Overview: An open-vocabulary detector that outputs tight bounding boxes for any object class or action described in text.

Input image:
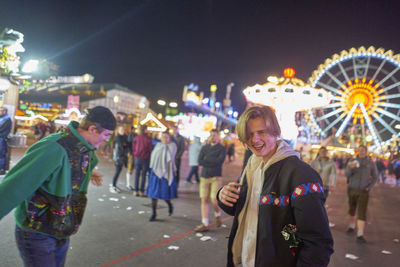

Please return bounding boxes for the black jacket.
[113,134,128,166]
[198,143,226,178]
[218,156,333,267]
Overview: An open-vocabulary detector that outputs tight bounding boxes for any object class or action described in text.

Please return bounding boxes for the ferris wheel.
[308,46,400,150]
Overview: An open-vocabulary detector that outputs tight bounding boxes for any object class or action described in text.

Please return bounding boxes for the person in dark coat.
[194,129,226,232]
[218,106,333,267]
[171,126,186,193]
[110,126,129,193]
[0,106,11,175]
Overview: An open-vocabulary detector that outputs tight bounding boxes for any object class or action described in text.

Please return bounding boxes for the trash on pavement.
[345,253,359,260]
[200,236,212,241]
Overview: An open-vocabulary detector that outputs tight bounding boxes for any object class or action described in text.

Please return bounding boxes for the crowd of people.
[0,104,400,266]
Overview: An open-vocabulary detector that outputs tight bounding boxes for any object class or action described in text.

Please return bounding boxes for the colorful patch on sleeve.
[259,194,290,207]
[259,182,324,207]
[291,182,324,200]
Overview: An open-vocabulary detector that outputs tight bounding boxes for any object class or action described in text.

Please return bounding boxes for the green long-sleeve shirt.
[0,122,98,238]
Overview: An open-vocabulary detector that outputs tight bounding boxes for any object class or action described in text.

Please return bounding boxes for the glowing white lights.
[15,114,48,122]
[157,99,166,106]
[202,98,209,104]
[140,113,167,132]
[243,82,331,110]
[267,76,278,83]
[169,102,178,108]
[0,77,11,91]
[22,60,39,73]
[359,103,382,152]
[335,103,358,137]
[309,46,400,146]
[243,72,332,141]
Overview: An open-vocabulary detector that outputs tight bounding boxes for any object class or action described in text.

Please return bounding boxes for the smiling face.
[246,117,277,162]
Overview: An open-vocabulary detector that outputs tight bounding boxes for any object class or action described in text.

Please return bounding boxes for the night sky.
[2,0,400,113]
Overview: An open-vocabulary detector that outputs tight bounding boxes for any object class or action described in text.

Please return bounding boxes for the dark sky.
[2,0,400,113]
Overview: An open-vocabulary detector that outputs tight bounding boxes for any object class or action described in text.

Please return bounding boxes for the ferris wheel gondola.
[308,46,400,150]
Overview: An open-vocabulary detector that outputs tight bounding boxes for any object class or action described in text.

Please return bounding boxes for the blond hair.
[236,106,281,144]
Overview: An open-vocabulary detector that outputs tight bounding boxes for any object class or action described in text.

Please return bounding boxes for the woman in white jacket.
[146,131,177,221]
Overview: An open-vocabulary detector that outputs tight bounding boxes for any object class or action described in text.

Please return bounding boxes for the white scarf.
[150,142,177,185]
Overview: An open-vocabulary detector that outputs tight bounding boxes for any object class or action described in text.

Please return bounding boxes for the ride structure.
[243,68,332,144]
[308,46,400,151]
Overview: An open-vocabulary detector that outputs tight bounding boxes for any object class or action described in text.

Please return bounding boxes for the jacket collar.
[67,121,95,153]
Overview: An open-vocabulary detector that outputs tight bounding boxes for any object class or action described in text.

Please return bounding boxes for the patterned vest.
[22,127,93,237]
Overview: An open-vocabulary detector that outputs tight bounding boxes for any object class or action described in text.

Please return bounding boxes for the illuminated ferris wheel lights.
[360,103,382,151]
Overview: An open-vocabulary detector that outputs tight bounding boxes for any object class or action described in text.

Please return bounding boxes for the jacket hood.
[245,139,299,175]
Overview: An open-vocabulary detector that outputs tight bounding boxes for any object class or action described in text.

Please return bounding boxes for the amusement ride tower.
[243,68,332,143]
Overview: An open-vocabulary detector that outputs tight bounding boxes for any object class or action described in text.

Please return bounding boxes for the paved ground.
[1,147,400,267]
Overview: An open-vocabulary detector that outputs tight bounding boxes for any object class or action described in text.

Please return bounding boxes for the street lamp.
[169,102,178,108]
[157,99,166,106]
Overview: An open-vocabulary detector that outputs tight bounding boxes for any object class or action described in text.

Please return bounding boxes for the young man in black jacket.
[218,106,333,267]
[194,129,226,232]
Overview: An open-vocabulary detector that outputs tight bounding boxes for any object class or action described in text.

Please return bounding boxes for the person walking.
[126,126,137,191]
[218,106,333,266]
[226,143,235,162]
[0,106,11,175]
[146,131,176,221]
[132,125,153,197]
[310,146,337,201]
[110,126,129,193]
[345,145,378,243]
[171,126,186,192]
[0,106,115,267]
[375,157,386,184]
[185,136,202,184]
[194,129,226,232]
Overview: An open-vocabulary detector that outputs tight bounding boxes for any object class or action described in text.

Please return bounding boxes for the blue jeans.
[15,226,70,267]
[134,158,150,192]
[0,137,7,170]
[378,170,386,183]
[186,166,199,182]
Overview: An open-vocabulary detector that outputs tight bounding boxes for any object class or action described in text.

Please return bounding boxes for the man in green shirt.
[0,106,115,267]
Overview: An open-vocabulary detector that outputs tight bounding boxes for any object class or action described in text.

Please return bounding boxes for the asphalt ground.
[1,147,400,267]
